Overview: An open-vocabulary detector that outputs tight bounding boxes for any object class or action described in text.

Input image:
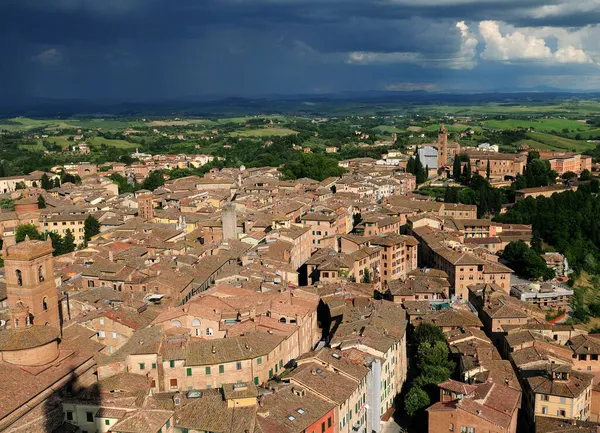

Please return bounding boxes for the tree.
[462,161,472,183]
[15,224,43,242]
[406,156,415,175]
[62,229,76,254]
[444,187,459,203]
[84,215,101,242]
[53,178,61,188]
[404,387,430,417]
[40,173,53,190]
[562,171,577,181]
[15,182,26,190]
[413,323,445,346]
[0,198,14,210]
[581,169,593,181]
[501,241,555,280]
[531,231,542,254]
[414,150,427,184]
[452,157,461,180]
[486,159,491,180]
[37,195,46,209]
[361,268,372,284]
[416,341,455,373]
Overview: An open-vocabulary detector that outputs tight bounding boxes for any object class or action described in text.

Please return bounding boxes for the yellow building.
[526,366,593,422]
[41,214,87,243]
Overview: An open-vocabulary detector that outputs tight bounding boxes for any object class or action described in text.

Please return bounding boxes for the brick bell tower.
[4,236,61,329]
[438,124,448,169]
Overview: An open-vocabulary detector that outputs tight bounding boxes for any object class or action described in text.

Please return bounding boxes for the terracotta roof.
[0,325,59,351]
[110,409,173,433]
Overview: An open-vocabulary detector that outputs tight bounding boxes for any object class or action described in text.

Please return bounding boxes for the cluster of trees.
[406,150,428,184]
[452,153,471,183]
[404,324,455,417]
[13,215,100,255]
[494,187,600,275]
[444,175,506,217]
[501,241,555,280]
[40,173,60,190]
[280,152,346,181]
[15,224,76,256]
[108,171,166,194]
[512,152,558,190]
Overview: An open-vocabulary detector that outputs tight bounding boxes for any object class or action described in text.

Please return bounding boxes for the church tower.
[438,124,448,168]
[4,236,60,329]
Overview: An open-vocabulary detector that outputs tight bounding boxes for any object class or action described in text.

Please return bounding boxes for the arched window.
[192,319,201,327]
[15,270,22,286]
[279,317,287,324]
[171,320,182,327]
[42,297,48,311]
[38,266,44,282]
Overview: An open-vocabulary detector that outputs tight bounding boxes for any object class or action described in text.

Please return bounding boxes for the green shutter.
[254,376,259,385]
[170,360,175,368]
[205,366,211,375]
[219,365,224,374]
[186,368,192,377]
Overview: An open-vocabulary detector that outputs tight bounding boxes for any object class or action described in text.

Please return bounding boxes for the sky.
[3,0,600,100]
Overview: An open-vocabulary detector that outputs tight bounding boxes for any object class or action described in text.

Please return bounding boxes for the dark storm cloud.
[1,0,600,99]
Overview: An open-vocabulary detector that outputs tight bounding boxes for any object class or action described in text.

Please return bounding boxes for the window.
[257,357,263,365]
[254,377,259,385]
[219,365,225,374]
[195,328,201,337]
[170,378,178,389]
[66,411,73,421]
[558,409,566,417]
[542,406,548,415]
[152,363,157,369]
[166,419,170,429]
[468,428,475,433]
[86,412,94,422]
[111,332,117,339]
[171,320,182,327]
[541,395,550,401]
[236,362,242,370]
[328,417,332,428]
[98,331,106,338]
[269,369,273,379]
[206,328,213,336]
[170,360,175,368]
[105,419,110,426]
[192,319,201,326]
[15,270,22,286]
[139,363,145,370]
[449,424,454,431]
[322,421,326,433]
[206,367,211,375]
[560,397,566,404]
[42,297,48,311]
[187,368,192,377]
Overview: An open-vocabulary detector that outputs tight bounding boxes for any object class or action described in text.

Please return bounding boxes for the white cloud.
[32,48,62,66]
[479,21,593,64]
[455,21,478,69]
